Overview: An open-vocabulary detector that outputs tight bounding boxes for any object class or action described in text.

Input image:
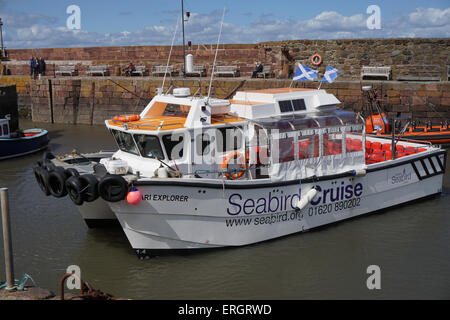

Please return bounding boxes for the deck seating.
[365,142,426,164]
[346,138,363,152]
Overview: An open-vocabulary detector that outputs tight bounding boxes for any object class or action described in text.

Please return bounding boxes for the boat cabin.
[105,88,366,180]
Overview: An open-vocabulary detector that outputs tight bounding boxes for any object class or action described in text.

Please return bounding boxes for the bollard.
[1,188,15,290]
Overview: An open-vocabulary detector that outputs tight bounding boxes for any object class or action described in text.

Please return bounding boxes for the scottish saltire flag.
[293,64,318,81]
[321,65,339,83]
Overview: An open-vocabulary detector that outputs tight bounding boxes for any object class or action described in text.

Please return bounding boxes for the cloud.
[2,7,449,49]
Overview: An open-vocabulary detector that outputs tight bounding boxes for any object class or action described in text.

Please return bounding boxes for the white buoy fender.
[157,167,169,178]
[295,188,318,210]
[352,168,367,177]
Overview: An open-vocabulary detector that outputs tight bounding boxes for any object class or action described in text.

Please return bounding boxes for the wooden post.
[1,188,14,290]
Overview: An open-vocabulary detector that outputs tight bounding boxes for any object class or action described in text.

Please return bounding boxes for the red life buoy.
[310,54,323,66]
[222,152,246,180]
[113,114,140,122]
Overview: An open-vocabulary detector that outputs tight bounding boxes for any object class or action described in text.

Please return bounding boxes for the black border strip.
[427,157,437,174]
[420,159,430,176]
[410,161,423,181]
[435,155,445,172]
[133,150,446,189]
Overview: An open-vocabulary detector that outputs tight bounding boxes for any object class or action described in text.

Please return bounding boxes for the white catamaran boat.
[34,86,447,256]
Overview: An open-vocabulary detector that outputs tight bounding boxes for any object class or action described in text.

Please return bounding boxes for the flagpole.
[317,80,323,90]
[290,63,298,88]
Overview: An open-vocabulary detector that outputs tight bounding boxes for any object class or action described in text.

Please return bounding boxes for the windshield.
[134,134,165,159]
[111,129,139,155]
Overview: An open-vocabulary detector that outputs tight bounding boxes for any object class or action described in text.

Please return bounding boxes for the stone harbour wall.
[2,76,447,125]
[1,38,449,80]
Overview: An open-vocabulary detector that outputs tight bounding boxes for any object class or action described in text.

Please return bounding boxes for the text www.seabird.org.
[178,304,272,317]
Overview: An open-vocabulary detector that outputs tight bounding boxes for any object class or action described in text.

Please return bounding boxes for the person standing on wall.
[33,58,40,79]
[29,57,36,78]
[38,57,46,76]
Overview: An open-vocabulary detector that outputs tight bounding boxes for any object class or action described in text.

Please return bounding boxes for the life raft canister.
[113,114,140,122]
[222,151,246,180]
[310,53,323,66]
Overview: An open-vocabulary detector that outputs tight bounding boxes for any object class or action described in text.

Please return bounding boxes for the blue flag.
[321,65,339,83]
[293,64,318,81]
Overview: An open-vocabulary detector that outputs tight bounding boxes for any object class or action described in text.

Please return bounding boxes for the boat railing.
[367,133,433,147]
[110,119,184,131]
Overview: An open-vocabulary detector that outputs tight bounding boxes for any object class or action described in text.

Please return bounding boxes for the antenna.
[207,8,226,102]
[181,0,186,77]
[161,19,179,93]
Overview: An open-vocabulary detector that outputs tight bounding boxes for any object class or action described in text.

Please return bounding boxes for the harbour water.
[0,119,449,299]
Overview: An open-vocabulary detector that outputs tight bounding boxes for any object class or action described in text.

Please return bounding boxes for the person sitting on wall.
[251,62,264,78]
[125,62,136,76]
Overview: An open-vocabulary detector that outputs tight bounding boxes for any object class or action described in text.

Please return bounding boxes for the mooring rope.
[0,273,37,291]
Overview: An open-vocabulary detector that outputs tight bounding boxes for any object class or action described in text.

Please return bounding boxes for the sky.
[0,0,449,49]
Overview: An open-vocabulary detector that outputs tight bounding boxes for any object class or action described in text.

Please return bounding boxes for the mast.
[181,0,186,77]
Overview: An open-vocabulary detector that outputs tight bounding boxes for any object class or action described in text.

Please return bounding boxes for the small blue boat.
[0,116,49,160]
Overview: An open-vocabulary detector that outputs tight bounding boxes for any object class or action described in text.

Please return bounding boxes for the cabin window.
[279,99,306,113]
[279,100,293,113]
[134,134,165,159]
[110,129,139,155]
[298,134,319,159]
[292,99,306,111]
[323,130,343,156]
[216,126,243,153]
[163,103,191,115]
[2,124,8,136]
[196,133,212,156]
[162,133,184,160]
[345,127,364,153]
[272,136,295,163]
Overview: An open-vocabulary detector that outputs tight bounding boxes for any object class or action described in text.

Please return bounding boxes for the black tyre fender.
[65,176,84,206]
[47,166,68,198]
[98,174,128,202]
[34,166,51,196]
[43,161,56,172]
[33,160,43,170]
[64,168,80,179]
[78,174,99,203]
[43,151,55,162]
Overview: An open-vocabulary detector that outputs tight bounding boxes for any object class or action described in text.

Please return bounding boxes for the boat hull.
[0,129,49,160]
[109,150,446,252]
[77,199,118,228]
